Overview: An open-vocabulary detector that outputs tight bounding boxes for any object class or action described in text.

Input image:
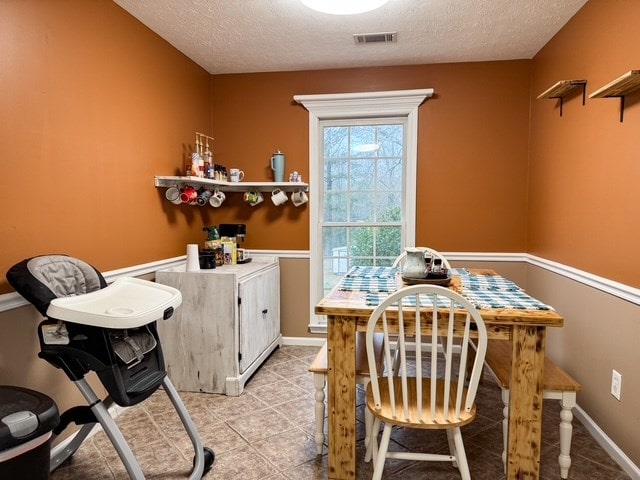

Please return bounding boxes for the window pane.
[349,194,374,222]
[325,158,348,191]
[324,192,348,222]
[375,226,402,257]
[323,226,348,288]
[350,125,377,157]
[377,158,402,190]
[322,226,346,255]
[375,191,401,222]
[324,127,349,158]
[378,124,403,157]
[349,158,375,191]
[349,226,374,257]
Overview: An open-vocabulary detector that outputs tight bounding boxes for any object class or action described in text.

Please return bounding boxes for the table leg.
[506,326,546,480]
[327,315,357,479]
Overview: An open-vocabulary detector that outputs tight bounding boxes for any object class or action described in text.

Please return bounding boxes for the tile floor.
[50,345,631,479]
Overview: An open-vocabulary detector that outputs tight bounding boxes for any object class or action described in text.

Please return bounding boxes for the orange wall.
[210,62,532,252]
[529,0,640,287]
[0,1,212,293]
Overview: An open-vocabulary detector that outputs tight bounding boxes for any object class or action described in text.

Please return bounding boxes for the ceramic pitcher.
[402,247,427,278]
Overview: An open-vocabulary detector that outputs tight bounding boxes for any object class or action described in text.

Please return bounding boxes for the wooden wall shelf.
[537,80,586,117]
[155,175,308,193]
[589,70,640,122]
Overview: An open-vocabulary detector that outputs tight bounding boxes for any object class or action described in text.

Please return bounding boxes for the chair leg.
[446,428,458,468]
[501,388,509,474]
[363,408,375,462]
[450,427,471,480]
[372,424,392,480]
[361,378,374,462]
[558,392,577,479]
[370,418,381,468]
[313,373,326,455]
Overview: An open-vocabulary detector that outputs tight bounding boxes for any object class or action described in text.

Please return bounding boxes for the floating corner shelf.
[589,70,640,122]
[537,80,587,117]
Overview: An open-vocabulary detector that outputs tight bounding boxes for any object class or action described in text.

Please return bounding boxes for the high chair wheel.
[196,446,215,477]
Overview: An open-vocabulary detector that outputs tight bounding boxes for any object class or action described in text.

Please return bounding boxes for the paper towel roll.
[186,244,200,272]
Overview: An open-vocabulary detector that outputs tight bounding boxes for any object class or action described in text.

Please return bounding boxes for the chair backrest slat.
[429,297,438,421]
[398,304,409,420]
[383,311,396,417]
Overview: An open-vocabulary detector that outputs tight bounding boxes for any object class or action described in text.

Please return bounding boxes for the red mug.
[180,186,198,204]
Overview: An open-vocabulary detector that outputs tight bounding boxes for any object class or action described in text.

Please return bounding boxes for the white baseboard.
[574,405,640,479]
[282,336,325,347]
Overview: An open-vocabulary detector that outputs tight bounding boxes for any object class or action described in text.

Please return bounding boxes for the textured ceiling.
[113,0,588,75]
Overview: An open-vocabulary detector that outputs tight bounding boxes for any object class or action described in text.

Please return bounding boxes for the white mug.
[165,186,182,204]
[229,168,245,182]
[291,189,308,207]
[209,189,226,207]
[271,188,288,206]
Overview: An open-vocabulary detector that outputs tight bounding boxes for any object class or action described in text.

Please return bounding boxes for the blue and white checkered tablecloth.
[342,266,551,310]
[367,289,551,311]
[449,268,468,276]
[366,292,464,309]
[459,274,522,291]
[460,288,552,310]
[344,266,398,278]
[338,277,398,293]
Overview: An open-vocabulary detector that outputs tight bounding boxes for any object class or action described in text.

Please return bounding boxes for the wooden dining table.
[314,268,563,480]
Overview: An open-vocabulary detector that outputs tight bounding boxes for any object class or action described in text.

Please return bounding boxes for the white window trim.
[294,89,434,332]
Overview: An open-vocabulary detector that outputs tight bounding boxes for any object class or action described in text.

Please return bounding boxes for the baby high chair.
[6,254,214,479]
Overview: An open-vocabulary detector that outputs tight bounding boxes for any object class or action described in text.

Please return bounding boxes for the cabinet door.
[238,266,280,373]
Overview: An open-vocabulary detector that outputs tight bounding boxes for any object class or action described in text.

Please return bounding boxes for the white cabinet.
[155,257,281,396]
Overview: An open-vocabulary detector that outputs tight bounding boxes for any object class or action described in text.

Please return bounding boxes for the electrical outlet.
[611,369,622,401]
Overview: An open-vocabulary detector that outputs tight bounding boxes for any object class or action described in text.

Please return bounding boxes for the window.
[322,119,405,295]
[294,89,433,332]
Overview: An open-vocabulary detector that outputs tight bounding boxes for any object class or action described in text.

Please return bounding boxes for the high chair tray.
[47,278,182,329]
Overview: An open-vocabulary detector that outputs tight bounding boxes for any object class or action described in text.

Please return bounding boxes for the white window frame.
[294,89,434,332]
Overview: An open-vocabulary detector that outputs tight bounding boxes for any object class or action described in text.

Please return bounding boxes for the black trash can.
[0,386,59,480]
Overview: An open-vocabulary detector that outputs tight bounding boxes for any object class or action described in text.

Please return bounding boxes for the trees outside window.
[321,121,404,293]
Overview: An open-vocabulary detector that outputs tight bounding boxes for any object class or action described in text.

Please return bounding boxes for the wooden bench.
[309,332,384,456]
[483,339,582,480]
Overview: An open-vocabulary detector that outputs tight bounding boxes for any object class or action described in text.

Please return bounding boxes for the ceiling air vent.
[353,32,397,44]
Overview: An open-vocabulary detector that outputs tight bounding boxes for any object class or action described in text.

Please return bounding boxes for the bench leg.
[558,392,577,479]
[313,373,326,455]
[501,388,509,474]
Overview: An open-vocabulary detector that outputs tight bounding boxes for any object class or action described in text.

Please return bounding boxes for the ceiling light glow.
[301,0,390,15]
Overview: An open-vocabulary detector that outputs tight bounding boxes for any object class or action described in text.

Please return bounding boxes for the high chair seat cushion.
[6,254,106,316]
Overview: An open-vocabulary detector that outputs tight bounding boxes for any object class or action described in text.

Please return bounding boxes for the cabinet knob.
[262,309,268,318]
